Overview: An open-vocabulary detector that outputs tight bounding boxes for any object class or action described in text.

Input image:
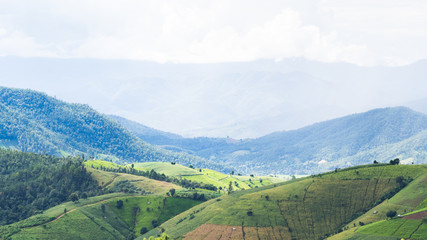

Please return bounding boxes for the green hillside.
[0,149,102,226]
[328,167,427,240]
[0,86,233,173]
[1,156,209,240]
[152,164,427,240]
[132,162,283,191]
[87,168,181,195]
[116,107,427,175]
[0,193,201,240]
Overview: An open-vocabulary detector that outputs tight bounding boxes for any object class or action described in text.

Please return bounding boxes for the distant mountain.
[116,107,427,175]
[0,87,232,172]
[109,115,233,155]
[3,56,427,138]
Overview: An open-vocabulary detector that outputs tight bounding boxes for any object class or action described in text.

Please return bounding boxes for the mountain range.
[0,87,231,173]
[113,107,427,175]
[2,56,427,138]
[2,86,427,175]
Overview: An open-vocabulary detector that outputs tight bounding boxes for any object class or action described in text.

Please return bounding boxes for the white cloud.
[0,27,54,57]
[0,1,427,65]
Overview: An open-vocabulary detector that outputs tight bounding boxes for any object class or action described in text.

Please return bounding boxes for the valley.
[0,86,427,240]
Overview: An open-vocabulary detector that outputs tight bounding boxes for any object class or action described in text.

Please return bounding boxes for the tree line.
[93,165,218,191]
[0,149,102,225]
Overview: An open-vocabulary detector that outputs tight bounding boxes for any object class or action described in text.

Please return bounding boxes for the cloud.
[1,1,426,65]
[0,27,54,57]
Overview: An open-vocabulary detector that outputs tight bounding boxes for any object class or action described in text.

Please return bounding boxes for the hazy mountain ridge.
[0,87,232,172]
[3,56,427,138]
[117,107,427,175]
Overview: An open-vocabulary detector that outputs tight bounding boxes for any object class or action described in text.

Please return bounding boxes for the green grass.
[334,169,427,233]
[356,218,426,239]
[133,162,201,177]
[85,159,124,170]
[0,193,133,239]
[87,168,181,194]
[132,162,285,191]
[158,165,427,240]
[107,196,201,238]
[3,194,202,240]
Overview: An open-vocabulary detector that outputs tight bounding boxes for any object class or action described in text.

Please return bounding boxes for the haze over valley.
[1,1,427,240]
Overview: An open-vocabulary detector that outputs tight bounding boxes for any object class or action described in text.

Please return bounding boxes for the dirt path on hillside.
[403,210,427,220]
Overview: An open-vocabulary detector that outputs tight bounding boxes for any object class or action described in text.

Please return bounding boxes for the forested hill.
[0,87,231,172]
[0,149,101,225]
[116,107,427,175]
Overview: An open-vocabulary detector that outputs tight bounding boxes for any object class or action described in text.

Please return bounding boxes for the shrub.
[116,200,124,209]
[386,210,397,218]
[140,227,148,234]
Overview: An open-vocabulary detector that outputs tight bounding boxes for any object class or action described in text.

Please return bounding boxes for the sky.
[1,1,427,138]
[1,0,427,65]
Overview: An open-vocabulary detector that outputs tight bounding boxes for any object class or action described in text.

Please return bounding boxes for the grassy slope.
[86,165,181,194]
[133,162,283,191]
[1,163,201,240]
[328,165,427,240]
[4,194,201,240]
[158,164,427,240]
[0,193,131,239]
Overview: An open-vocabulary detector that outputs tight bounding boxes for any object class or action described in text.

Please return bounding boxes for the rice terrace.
[2,1,427,239]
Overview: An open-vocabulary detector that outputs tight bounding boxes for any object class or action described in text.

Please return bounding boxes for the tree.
[228,181,233,194]
[140,227,148,234]
[390,158,400,165]
[116,200,124,209]
[152,219,158,227]
[373,160,378,164]
[386,210,397,218]
[169,188,176,197]
[81,192,88,199]
[69,193,79,203]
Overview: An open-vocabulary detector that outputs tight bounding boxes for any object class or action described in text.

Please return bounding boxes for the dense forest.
[0,87,233,173]
[0,149,101,225]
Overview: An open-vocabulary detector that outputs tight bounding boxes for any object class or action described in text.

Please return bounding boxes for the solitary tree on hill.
[386,210,397,218]
[169,188,176,197]
[389,158,400,165]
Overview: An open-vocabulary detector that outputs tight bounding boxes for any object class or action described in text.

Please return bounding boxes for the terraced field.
[154,164,427,240]
[327,165,427,240]
[132,162,283,191]
[87,168,181,194]
[1,194,201,240]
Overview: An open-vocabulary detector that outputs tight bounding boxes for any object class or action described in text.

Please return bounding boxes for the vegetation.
[116,107,427,175]
[0,87,233,173]
[131,161,282,191]
[86,160,219,192]
[0,149,102,225]
[157,164,427,240]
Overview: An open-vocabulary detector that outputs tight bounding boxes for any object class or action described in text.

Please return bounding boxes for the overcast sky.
[1,0,427,65]
[1,1,427,138]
